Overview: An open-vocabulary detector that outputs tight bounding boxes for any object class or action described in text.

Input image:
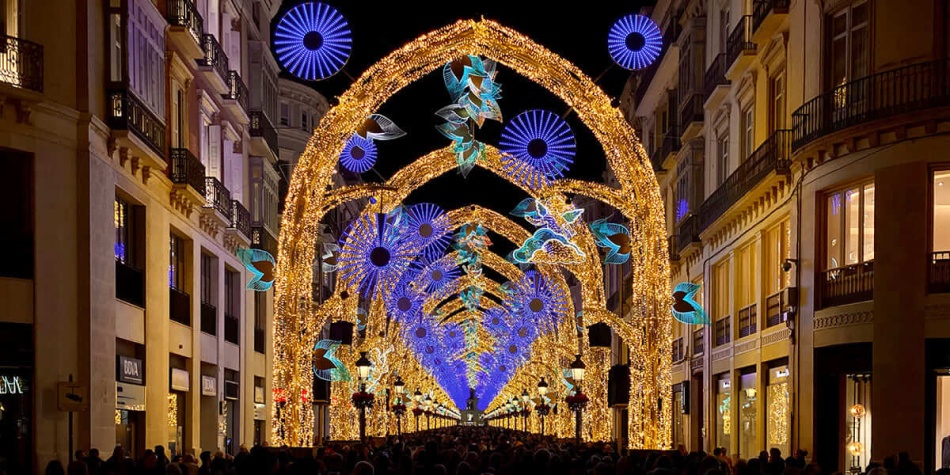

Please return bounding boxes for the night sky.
[275,1,654,255]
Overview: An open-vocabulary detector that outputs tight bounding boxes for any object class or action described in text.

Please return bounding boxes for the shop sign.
[772,367,790,381]
[201,376,217,397]
[0,375,25,395]
[116,382,146,411]
[253,403,267,420]
[170,368,190,392]
[254,385,265,404]
[117,356,144,385]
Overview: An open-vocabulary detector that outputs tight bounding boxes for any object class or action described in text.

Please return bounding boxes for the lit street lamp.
[568,354,587,445]
[354,351,373,443]
[537,377,550,436]
[393,375,405,436]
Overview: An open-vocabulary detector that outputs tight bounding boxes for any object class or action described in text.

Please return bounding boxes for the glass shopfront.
[739,371,757,460]
[116,353,146,458]
[0,323,32,475]
[844,374,871,473]
[716,374,732,451]
[673,384,685,448]
[169,366,190,457]
[768,365,791,457]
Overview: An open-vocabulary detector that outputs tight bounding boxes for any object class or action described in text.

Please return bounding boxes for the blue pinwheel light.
[412,257,460,295]
[386,279,424,323]
[273,2,352,81]
[608,14,663,71]
[339,134,377,173]
[499,110,576,187]
[509,270,569,333]
[338,211,416,298]
[405,203,452,259]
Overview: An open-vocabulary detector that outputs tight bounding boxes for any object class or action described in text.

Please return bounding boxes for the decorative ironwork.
[675,214,700,254]
[170,148,206,195]
[819,261,874,309]
[792,58,950,151]
[0,34,43,92]
[167,0,204,45]
[199,34,230,84]
[224,312,239,344]
[230,199,251,239]
[704,53,730,100]
[752,0,790,35]
[714,316,731,347]
[931,251,950,293]
[726,16,756,70]
[224,70,249,114]
[699,129,792,231]
[250,110,279,157]
[204,177,232,220]
[738,304,757,338]
[108,90,166,157]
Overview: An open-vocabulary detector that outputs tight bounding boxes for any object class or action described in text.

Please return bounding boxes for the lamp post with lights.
[354,352,372,443]
[567,354,587,445]
[537,377,550,436]
[392,375,405,436]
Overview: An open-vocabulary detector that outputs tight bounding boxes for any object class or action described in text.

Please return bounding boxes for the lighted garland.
[273,2,352,81]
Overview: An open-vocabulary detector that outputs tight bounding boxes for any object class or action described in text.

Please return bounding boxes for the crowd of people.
[41,427,930,475]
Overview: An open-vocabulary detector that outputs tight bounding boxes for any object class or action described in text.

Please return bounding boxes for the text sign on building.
[170,368,190,392]
[116,356,144,385]
[0,375,26,395]
[201,375,217,397]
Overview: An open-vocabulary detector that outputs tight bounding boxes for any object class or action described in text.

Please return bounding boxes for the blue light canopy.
[274,2,352,81]
[499,109,576,187]
[607,14,663,70]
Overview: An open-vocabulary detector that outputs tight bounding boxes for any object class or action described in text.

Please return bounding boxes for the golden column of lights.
[586,346,612,442]
[274,18,670,448]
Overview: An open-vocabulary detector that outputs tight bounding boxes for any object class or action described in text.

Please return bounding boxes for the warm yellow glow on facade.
[273,19,671,448]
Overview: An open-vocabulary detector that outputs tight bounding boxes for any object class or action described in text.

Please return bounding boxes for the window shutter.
[208,125,221,179]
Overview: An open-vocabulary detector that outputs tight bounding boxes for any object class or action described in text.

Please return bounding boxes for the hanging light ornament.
[273,2,352,81]
[607,14,663,70]
[411,256,461,295]
[405,203,453,260]
[499,109,576,188]
[339,135,378,173]
[338,211,416,298]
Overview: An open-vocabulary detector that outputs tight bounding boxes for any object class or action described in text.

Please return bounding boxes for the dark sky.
[275,0,654,255]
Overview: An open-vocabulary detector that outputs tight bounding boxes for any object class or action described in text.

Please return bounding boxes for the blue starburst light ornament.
[339,135,377,173]
[412,257,460,295]
[608,14,663,71]
[273,2,352,81]
[509,270,569,333]
[386,279,424,323]
[499,110,576,187]
[338,211,416,298]
[405,203,452,259]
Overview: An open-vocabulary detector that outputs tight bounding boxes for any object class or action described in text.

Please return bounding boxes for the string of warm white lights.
[273,19,670,449]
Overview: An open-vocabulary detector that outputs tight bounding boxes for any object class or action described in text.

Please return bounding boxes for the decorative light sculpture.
[237,248,276,291]
[499,109,576,188]
[312,339,351,382]
[338,211,416,298]
[589,218,632,265]
[273,2,352,81]
[436,55,503,177]
[509,270,569,333]
[607,14,662,70]
[405,203,452,260]
[412,257,460,295]
[671,282,709,325]
[339,135,378,173]
[385,280,424,323]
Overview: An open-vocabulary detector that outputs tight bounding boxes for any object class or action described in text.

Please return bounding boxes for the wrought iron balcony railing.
[792,58,950,151]
[679,93,705,130]
[765,290,786,327]
[204,176,232,221]
[819,261,874,309]
[115,260,144,308]
[224,70,249,114]
[930,251,950,293]
[0,34,43,92]
[250,110,279,157]
[699,129,792,231]
[738,303,757,338]
[200,301,217,335]
[714,316,731,347]
[224,313,239,344]
[675,214,701,254]
[726,16,756,70]
[633,19,681,106]
[752,0,790,35]
[650,133,681,171]
[170,148,206,195]
[108,90,166,158]
[198,34,229,84]
[704,53,730,100]
[230,199,251,240]
[167,0,204,45]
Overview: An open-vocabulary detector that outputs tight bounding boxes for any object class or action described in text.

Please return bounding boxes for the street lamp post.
[355,351,372,443]
[425,395,432,430]
[413,388,422,432]
[393,375,405,436]
[538,377,549,436]
[568,354,587,445]
[521,389,530,432]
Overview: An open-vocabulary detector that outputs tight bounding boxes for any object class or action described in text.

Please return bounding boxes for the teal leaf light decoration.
[589,218,632,265]
[312,339,351,382]
[672,282,709,325]
[237,248,276,291]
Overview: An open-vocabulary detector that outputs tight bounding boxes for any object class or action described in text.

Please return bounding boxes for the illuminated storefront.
[0,323,31,474]
[738,371,757,460]
[716,375,731,451]
[767,365,790,457]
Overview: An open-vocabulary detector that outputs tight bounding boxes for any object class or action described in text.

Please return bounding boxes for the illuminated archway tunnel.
[273,19,671,449]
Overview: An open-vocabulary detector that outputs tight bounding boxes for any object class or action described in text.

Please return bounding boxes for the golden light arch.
[274,18,671,448]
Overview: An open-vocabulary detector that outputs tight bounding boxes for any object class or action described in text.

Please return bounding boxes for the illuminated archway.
[274,19,671,448]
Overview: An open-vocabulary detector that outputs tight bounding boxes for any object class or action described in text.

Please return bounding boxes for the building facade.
[625,0,950,471]
[0,0,284,471]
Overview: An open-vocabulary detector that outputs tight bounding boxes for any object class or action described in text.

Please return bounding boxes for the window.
[200,253,213,304]
[764,219,792,296]
[301,110,309,131]
[675,174,690,222]
[828,2,869,89]
[770,71,786,131]
[739,371,758,460]
[169,234,185,290]
[713,261,731,346]
[742,106,754,159]
[719,7,730,55]
[109,12,122,82]
[934,170,950,252]
[254,292,266,353]
[115,196,132,264]
[825,181,874,270]
[225,268,240,344]
[717,136,730,186]
[736,243,757,337]
[280,101,289,126]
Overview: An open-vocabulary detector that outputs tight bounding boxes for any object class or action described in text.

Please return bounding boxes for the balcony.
[726,15,756,80]
[675,214,701,255]
[204,177,233,222]
[692,328,705,355]
[224,313,239,344]
[166,0,204,59]
[254,328,265,354]
[170,148,206,196]
[115,261,144,308]
[752,0,790,43]
[714,316,731,347]
[0,34,44,93]
[107,89,167,161]
[679,93,705,140]
[672,337,685,363]
[229,199,252,241]
[737,304,757,338]
[698,129,792,231]
[930,251,950,293]
[667,235,680,262]
[197,34,230,93]
[819,261,874,309]
[170,287,191,326]
[650,133,681,172]
[222,70,249,123]
[704,53,730,108]
[633,19,681,108]
[792,58,950,152]
[249,110,279,159]
[765,290,786,328]
[200,302,217,335]
[252,225,279,257]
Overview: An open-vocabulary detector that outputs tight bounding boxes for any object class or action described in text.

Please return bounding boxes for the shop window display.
[739,372,757,460]
[716,375,731,451]
[768,366,790,456]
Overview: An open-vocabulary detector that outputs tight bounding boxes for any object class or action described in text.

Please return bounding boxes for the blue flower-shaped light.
[499,110,576,187]
[386,278,424,323]
[608,14,663,71]
[274,2,352,81]
[338,211,415,298]
[509,270,569,333]
[405,203,452,259]
[339,134,378,173]
[412,256,460,295]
